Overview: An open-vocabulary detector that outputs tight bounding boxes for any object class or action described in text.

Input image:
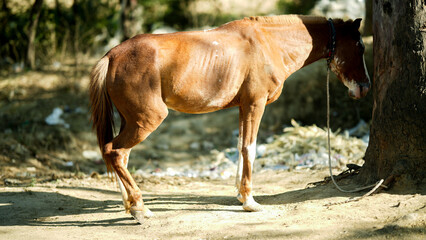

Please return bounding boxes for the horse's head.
[330,19,370,99]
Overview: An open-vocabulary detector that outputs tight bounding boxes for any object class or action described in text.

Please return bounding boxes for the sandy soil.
[1,169,425,240]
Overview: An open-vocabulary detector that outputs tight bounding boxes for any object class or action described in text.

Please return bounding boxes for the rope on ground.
[325,66,386,206]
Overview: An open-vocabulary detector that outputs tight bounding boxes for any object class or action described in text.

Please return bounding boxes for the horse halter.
[327,18,336,67]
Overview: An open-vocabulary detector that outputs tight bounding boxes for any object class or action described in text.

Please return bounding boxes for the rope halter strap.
[327,18,336,67]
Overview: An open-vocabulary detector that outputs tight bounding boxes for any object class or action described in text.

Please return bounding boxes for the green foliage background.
[0,0,323,69]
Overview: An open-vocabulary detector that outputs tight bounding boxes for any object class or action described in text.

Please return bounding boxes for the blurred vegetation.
[276,0,318,15]
[0,0,237,70]
[1,0,119,69]
[1,0,325,71]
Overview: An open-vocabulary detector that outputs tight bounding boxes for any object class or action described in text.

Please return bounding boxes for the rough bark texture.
[360,0,426,185]
[26,0,44,69]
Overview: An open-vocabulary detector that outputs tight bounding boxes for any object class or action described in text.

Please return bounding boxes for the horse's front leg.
[235,108,244,202]
[237,98,266,212]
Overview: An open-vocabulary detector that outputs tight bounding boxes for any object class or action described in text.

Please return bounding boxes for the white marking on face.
[343,78,361,98]
[331,57,357,94]
[343,78,358,91]
[212,41,219,45]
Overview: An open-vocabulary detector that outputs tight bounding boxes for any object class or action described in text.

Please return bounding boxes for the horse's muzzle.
[348,82,370,99]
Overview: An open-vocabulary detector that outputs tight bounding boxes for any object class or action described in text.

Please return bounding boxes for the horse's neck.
[258,19,329,74]
[300,21,330,67]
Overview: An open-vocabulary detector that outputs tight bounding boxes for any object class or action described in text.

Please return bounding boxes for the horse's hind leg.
[115,149,131,213]
[103,104,168,223]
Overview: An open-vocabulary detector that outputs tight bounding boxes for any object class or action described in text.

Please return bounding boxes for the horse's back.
[105,25,256,113]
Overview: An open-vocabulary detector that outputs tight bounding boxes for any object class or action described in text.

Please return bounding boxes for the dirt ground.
[1,169,425,240]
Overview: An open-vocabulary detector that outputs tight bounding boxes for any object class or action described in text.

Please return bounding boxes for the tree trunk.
[26,0,44,69]
[363,0,373,36]
[72,0,79,78]
[120,0,143,41]
[360,0,426,186]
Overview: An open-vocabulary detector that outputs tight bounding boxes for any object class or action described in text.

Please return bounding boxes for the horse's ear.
[353,18,362,30]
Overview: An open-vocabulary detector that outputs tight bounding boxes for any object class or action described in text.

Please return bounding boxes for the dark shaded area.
[277,0,319,15]
[0,190,125,227]
[342,225,425,240]
[0,1,118,69]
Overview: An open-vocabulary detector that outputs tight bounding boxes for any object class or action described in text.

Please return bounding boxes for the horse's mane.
[242,15,346,26]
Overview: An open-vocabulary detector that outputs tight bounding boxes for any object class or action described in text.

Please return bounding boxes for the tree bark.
[26,0,44,69]
[360,0,426,186]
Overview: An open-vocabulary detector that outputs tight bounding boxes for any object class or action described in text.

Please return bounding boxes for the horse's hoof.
[236,193,244,204]
[242,196,263,212]
[143,206,154,218]
[130,206,154,224]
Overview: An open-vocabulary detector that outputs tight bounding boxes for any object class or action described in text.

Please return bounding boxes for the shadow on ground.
[2,179,420,228]
[0,188,130,227]
[0,182,342,227]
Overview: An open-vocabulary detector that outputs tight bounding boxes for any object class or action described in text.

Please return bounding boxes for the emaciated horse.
[89,15,370,223]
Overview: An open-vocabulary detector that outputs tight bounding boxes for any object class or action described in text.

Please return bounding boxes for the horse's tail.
[89,56,115,174]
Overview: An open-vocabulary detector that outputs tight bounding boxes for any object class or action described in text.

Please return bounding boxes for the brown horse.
[89,15,370,223]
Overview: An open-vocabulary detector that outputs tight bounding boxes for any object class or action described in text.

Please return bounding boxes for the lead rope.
[326,65,386,206]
